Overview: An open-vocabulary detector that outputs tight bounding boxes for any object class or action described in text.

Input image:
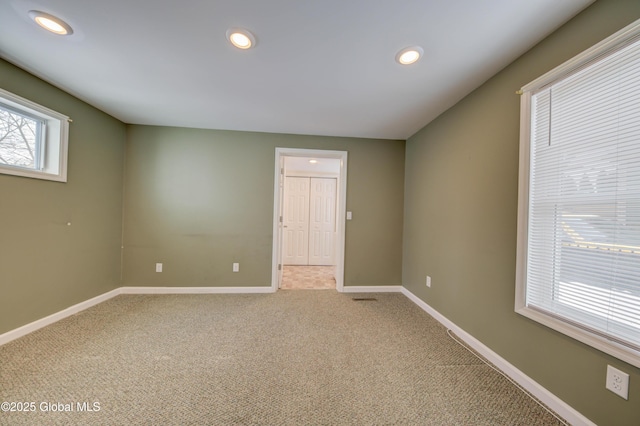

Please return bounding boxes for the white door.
[277,158,285,287]
[308,178,337,265]
[283,177,310,265]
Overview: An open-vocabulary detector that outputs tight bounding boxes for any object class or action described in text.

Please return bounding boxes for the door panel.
[283,177,309,265]
[277,158,285,288]
[309,178,337,265]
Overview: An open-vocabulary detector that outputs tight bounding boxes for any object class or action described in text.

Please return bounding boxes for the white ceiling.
[0,0,594,140]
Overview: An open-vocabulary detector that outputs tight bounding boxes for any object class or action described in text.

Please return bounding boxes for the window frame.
[515,18,640,369]
[0,88,69,182]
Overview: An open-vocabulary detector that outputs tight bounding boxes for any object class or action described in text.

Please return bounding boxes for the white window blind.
[517,20,640,367]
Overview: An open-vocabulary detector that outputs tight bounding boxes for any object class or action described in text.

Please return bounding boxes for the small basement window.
[0,88,69,182]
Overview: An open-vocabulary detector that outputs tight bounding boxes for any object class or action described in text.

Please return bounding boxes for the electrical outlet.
[233,263,239,272]
[155,263,163,273]
[606,365,629,400]
[426,276,431,287]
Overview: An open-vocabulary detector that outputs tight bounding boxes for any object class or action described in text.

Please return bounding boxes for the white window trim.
[0,88,69,182]
[515,18,640,369]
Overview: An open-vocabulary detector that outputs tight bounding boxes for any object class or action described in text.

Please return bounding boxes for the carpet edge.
[400,287,596,426]
[0,288,121,346]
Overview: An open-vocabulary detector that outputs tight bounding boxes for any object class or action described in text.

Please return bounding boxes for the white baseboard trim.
[342,285,403,293]
[0,288,121,346]
[120,286,274,294]
[401,287,596,426]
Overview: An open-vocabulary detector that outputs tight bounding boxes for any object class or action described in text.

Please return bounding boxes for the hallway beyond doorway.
[281,266,336,290]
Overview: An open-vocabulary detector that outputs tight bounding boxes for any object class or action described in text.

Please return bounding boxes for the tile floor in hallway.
[281,265,336,290]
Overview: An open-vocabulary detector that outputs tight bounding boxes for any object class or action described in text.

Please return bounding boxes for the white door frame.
[271,147,348,292]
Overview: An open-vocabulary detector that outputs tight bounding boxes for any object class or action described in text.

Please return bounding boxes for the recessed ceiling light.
[28,10,73,35]
[396,46,423,65]
[226,28,256,50]
[309,159,318,164]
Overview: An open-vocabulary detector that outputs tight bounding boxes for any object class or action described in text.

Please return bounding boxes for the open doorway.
[281,160,338,289]
[271,148,348,292]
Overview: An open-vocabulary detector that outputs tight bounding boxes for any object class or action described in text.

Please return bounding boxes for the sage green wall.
[0,59,126,335]
[123,125,404,288]
[403,1,640,424]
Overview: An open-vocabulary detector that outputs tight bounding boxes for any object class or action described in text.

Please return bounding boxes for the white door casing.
[309,178,336,265]
[272,148,347,292]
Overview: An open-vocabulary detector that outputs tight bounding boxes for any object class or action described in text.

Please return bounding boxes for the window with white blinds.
[516,19,640,368]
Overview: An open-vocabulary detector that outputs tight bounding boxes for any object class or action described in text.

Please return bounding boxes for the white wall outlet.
[155,263,163,273]
[606,365,629,400]
[233,262,239,272]
[426,276,431,287]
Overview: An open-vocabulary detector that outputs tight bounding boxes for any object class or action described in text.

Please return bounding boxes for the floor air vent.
[352,298,377,302]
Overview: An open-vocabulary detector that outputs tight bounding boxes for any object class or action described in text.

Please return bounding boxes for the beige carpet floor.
[0,291,566,425]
